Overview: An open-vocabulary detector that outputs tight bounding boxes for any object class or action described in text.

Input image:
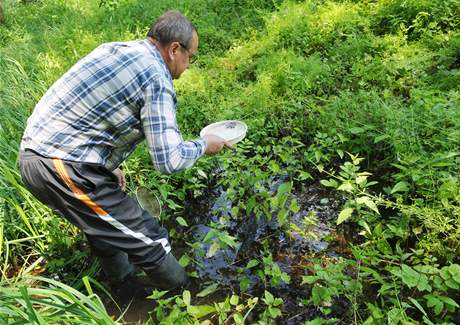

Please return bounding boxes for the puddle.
[102,175,347,323]
[178,177,347,322]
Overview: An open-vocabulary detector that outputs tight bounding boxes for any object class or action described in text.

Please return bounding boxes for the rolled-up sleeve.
[141,75,207,174]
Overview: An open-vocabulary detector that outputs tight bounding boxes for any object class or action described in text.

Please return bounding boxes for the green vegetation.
[1,0,459,323]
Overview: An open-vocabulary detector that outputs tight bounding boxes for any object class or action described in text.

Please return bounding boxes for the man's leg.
[19,150,187,290]
[86,235,135,283]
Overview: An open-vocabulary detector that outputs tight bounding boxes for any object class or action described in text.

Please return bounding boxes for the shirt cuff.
[197,137,207,156]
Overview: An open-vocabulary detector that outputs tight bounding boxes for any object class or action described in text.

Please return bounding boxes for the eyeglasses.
[178,42,197,64]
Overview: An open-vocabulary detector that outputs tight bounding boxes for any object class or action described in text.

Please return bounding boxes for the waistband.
[19,149,50,160]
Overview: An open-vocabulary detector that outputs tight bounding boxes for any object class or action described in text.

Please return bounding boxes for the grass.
[0,0,459,323]
[0,275,119,324]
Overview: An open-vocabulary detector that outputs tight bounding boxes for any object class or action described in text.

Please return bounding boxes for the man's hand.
[113,167,126,190]
[203,134,232,155]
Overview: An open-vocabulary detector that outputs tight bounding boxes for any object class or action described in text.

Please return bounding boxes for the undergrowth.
[0,0,459,323]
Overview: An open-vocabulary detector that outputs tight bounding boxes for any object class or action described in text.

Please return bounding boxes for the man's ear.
[167,42,180,61]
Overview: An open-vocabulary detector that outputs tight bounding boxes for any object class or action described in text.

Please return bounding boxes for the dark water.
[104,176,348,323]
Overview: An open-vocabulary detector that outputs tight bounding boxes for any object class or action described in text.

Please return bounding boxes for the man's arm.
[141,76,227,174]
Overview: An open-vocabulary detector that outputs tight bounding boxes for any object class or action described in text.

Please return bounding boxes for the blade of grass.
[19,286,47,325]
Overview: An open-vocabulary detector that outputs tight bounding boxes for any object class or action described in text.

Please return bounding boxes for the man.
[19,11,229,291]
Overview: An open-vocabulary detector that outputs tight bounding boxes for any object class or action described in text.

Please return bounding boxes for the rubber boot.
[100,250,136,283]
[144,253,188,290]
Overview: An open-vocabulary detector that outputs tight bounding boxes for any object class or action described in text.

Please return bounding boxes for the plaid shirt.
[21,39,206,173]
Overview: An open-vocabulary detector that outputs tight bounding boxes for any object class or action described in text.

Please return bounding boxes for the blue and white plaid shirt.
[21,39,207,173]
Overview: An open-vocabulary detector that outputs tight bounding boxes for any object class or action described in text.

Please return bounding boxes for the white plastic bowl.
[199,120,247,145]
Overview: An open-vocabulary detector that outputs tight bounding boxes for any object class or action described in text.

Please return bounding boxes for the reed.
[0,275,119,324]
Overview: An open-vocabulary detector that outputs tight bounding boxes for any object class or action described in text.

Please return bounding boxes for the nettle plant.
[358,257,460,324]
[202,219,238,258]
[319,152,380,226]
[301,258,362,319]
[317,155,460,323]
[239,253,291,290]
[148,289,258,325]
[217,139,301,228]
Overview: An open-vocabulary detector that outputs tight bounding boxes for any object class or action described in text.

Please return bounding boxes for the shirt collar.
[142,39,172,83]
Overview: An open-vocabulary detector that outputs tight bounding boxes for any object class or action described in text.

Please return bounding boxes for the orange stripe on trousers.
[52,158,108,216]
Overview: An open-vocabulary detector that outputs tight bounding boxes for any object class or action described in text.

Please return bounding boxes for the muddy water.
[105,178,348,323]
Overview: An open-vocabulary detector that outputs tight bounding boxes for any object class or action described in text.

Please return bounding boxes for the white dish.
[200,120,247,145]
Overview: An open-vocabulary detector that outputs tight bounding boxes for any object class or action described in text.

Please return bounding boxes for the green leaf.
[278,208,289,226]
[196,283,219,297]
[220,233,237,248]
[269,307,282,318]
[349,127,365,134]
[206,242,220,258]
[299,170,313,180]
[230,295,239,306]
[233,313,244,324]
[388,307,405,323]
[186,304,215,318]
[444,278,460,290]
[315,150,322,162]
[439,296,459,308]
[390,181,409,194]
[425,294,444,315]
[281,273,291,284]
[408,297,427,316]
[356,175,367,185]
[338,182,354,192]
[337,207,354,225]
[356,196,379,214]
[401,264,421,288]
[311,286,330,305]
[359,220,372,236]
[239,277,251,292]
[197,169,208,179]
[178,254,190,267]
[277,182,292,195]
[400,265,431,292]
[374,134,390,143]
[183,290,191,306]
[320,179,338,188]
[203,229,216,242]
[440,268,451,280]
[360,266,385,284]
[289,199,300,213]
[377,239,393,255]
[446,264,460,283]
[306,318,325,325]
[264,290,274,305]
[246,196,256,214]
[246,259,259,269]
[149,289,169,300]
[176,217,188,227]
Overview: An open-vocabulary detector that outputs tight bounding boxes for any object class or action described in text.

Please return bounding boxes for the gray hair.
[147,11,196,49]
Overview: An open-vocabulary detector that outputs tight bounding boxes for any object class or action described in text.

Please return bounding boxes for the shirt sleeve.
[141,75,207,174]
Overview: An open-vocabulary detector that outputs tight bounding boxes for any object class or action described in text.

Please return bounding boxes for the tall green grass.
[0,276,119,324]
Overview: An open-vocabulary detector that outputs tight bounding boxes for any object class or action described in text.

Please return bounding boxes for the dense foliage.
[0,0,459,324]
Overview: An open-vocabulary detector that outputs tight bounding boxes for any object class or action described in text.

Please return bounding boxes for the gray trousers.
[19,149,186,289]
